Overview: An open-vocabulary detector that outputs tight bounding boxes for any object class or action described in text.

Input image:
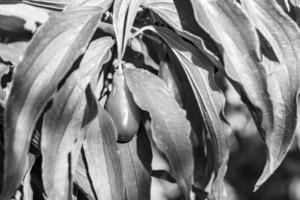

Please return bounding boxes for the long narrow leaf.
[190,0,278,190]
[2,7,102,200]
[41,37,114,200]
[145,26,229,200]
[141,0,221,68]
[81,105,125,200]
[113,0,142,61]
[242,0,300,189]
[117,124,152,200]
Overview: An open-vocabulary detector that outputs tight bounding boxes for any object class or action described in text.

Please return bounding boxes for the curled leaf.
[242,0,300,189]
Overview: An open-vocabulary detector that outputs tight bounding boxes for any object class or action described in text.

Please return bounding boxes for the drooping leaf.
[189,1,273,159]
[141,0,222,68]
[117,124,152,200]
[124,67,193,200]
[0,42,28,65]
[145,26,229,200]
[2,7,102,200]
[80,105,125,200]
[41,37,114,200]
[0,4,48,32]
[113,0,142,61]
[242,0,300,189]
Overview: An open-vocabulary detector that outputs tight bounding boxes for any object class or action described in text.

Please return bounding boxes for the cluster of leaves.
[0,0,300,200]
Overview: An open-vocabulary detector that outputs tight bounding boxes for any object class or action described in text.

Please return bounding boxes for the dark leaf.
[129,37,159,70]
[2,7,102,200]
[124,67,193,200]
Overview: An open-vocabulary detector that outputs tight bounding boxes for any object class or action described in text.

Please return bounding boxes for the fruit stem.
[117,61,123,73]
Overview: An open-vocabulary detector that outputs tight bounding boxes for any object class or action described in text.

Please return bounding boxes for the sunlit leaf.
[65,0,113,11]
[189,2,273,158]
[41,37,114,200]
[23,0,112,11]
[113,0,142,61]
[22,154,36,200]
[242,0,300,189]
[23,0,71,10]
[74,150,97,200]
[118,124,152,200]
[1,7,102,200]
[80,105,125,200]
[0,4,48,32]
[124,67,193,200]
[145,26,229,200]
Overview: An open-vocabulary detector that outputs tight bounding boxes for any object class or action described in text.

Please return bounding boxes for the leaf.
[23,0,71,10]
[24,0,112,11]
[113,0,142,61]
[80,105,125,200]
[189,1,274,153]
[289,0,300,7]
[65,0,113,11]
[22,154,36,200]
[124,67,193,200]
[74,150,97,200]
[145,26,229,200]
[1,7,102,200]
[41,37,114,200]
[242,0,300,189]
[141,0,222,68]
[117,124,152,200]
[0,42,28,65]
[0,4,48,32]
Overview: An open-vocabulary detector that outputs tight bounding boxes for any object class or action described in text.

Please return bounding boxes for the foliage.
[0,0,300,200]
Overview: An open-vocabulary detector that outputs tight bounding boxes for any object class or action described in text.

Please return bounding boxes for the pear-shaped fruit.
[105,71,140,142]
[158,61,183,107]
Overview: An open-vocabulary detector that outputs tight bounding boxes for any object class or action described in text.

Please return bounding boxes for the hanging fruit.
[105,69,140,142]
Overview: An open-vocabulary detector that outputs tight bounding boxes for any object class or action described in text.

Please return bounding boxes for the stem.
[118,62,123,73]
